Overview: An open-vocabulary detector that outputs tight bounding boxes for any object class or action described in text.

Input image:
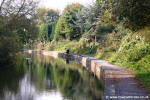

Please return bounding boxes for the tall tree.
[46,9,59,22]
[0,0,39,65]
[55,3,83,40]
[36,7,59,24]
[112,0,150,30]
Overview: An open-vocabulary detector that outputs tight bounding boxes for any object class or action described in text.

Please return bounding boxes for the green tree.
[39,24,49,42]
[39,21,57,42]
[48,21,57,41]
[74,7,89,34]
[0,0,39,65]
[46,9,59,22]
[36,8,59,24]
[36,7,48,24]
[55,3,83,40]
[112,0,150,30]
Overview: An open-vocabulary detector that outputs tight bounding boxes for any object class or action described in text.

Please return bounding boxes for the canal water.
[0,54,104,100]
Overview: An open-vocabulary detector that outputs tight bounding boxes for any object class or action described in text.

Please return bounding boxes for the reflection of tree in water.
[26,57,57,92]
[0,54,104,100]
[0,54,25,97]
[29,54,104,100]
[53,63,103,100]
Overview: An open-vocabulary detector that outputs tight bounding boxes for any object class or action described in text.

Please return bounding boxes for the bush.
[109,32,150,88]
[96,24,115,35]
[0,34,22,65]
[110,32,150,63]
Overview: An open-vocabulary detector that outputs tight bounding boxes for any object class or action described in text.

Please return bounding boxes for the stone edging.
[25,50,148,100]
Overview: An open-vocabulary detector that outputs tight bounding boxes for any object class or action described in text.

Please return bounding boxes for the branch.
[16,0,26,16]
[0,0,6,13]
[0,0,5,8]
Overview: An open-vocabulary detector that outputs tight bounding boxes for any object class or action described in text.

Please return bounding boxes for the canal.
[0,53,104,100]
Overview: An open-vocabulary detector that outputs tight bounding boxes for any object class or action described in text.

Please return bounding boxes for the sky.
[40,0,95,12]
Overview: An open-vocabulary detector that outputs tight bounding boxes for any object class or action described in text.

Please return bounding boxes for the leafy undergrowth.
[109,33,150,89]
[44,39,98,55]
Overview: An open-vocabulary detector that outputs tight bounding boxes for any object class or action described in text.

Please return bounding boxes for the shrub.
[110,32,150,73]
[96,24,115,35]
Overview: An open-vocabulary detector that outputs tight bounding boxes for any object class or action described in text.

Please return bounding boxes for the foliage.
[55,3,83,40]
[96,24,115,35]
[48,21,57,41]
[36,7,59,24]
[46,9,59,22]
[36,7,48,24]
[83,2,104,33]
[73,7,88,34]
[112,0,150,30]
[109,33,150,88]
[0,34,22,65]
[50,40,80,52]
[38,21,57,42]
[110,33,150,63]
[16,17,39,43]
[39,24,49,42]
[0,0,38,17]
[0,0,39,64]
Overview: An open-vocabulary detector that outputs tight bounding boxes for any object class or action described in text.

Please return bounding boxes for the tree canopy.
[36,7,59,24]
[55,3,83,40]
[112,0,150,30]
[0,0,39,64]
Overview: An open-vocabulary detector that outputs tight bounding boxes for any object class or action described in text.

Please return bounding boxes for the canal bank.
[25,50,149,100]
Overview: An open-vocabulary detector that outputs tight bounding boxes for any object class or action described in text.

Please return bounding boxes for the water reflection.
[0,54,104,100]
[65,58,69,64]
